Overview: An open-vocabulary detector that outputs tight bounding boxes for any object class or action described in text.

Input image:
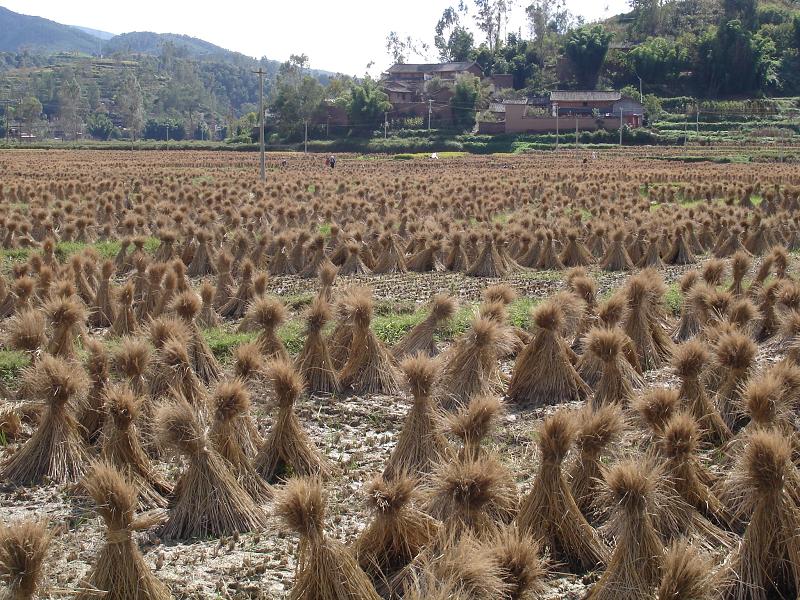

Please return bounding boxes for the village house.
[478,90,645,135]
[381,61,514,126]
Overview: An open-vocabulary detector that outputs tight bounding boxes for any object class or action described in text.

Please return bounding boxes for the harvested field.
[1,149,800,599]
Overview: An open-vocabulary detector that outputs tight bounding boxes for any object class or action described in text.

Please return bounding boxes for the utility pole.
[554,103,559,150]
[683,104,688,147]
[384,111,388,139]
[1,99,19,142]
[165,123,170,142]
[637,75,643,103]
[575,115,578,153]
[695,106,700,139]
[427,99,432,131]
[253,67,266,182]
[304,120,308,154]
[619,108,624,146]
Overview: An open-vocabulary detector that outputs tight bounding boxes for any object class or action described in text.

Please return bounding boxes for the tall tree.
[271,55,325,139]
[628,0,664,38]
[346,78,391,130]
[58,76,82,140]
[564,24,613,89]
[435,4,474,61]
[116,72,145,141]
[473,0,511,54]
[386,32,429,64]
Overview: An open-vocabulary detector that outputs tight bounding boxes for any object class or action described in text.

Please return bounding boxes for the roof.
[382,81,415,93]
[387,61,480,74]
[550,91,622,102]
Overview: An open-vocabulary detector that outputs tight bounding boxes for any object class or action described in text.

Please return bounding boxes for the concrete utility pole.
[428,99,433,131]
[575,115,578,152]
[619,108,624,146]
[696,106,700,139]
[253,67,266,182]
[384,111,388,139]
[1,99,19,142]
[554,103,559,150]
[637,75,643,103]
[684,104,688,147]
[304,120,308,154]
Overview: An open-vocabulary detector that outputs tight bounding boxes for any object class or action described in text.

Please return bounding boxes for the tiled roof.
[550,90,622,102]
[386,62,480,74]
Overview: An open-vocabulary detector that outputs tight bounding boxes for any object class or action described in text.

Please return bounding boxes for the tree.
[58,76,82,140]
[17,96,42,127]
[526,0,576,60]
[473,0,511,54]
[628,37,688,83]
[628,0,664,38]
[385,32,429,64]
[564,24,613,89]
[724,0,757,30]
[143,117,186,141]
[696,20,779,94]
[346,78,391,131]
[116,72,145,141]
[451,73,488,129]
[270,55,325,139]
[86,112,116,140]
[435,4,474,61]
[793,14,800,49]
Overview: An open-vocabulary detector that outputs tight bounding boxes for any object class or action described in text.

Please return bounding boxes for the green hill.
[0,6,102,54]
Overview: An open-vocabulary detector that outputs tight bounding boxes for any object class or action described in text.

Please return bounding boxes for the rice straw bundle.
[101,384,172,510]
[157,400,267,540]
[435,316,507,410]
[568,404,625,523]
[672,340,731,445]
[447,395,504,462]
[296,296,341,395]
[277,477,381,600]
[507,301,589,407]
[392,294,457,359]
[171,290,222,384]
[247,296,290,361]
[79,338,110,444]
[254,358,331,482]
[384,353,450,480]
[210,379,273,502]
[587,460,665,600]
[0,519,51,600]
[42,296,86,359]
[75,461,171,600]
[353,474,438,593]
[586,327,643,407]
[718,430,800,600]
[339,289,402,395]
[1,354,90,485]
[516,410,608,572]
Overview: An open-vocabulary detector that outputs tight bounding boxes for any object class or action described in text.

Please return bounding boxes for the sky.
[2,0,630,75]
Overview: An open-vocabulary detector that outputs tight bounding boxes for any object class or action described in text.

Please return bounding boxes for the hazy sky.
[2,0,630,75]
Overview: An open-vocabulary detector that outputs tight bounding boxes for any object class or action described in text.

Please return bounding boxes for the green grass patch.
[318,223,332,237]
[0,350,30,384]
[202,328,256,361]
[372,311,425,345]
[437,305,475,341]
[54,237,160,262]
[508,298,539,330]
[279,320,306,355]
[665,283,683,316]
[0,247,31,269]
